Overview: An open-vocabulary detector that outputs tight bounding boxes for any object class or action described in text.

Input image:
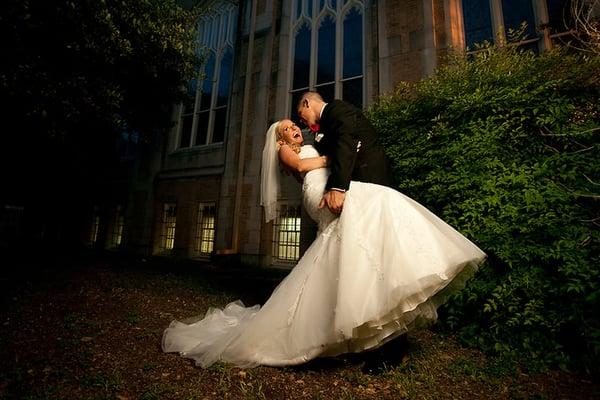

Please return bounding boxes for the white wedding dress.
[162,145,486,368]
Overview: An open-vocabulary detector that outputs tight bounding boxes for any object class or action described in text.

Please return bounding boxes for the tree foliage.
[1,0,198,140]
[0,0,199,245]
[368,44,600,373]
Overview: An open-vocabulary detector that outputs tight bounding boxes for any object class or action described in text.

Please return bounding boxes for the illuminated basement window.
[89,205,100,247]
[273,203,301,262]
[111,205,125,248]
[194,202,216,255]
[160,203,177,251]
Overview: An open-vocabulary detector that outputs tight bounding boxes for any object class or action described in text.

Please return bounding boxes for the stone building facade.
[85,0,572,267]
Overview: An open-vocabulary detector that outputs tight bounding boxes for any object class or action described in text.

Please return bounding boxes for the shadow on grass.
[286,335,416,375]
[2,249,291,308]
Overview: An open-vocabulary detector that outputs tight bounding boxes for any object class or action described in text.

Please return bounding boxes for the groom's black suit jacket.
[315,99,394,191]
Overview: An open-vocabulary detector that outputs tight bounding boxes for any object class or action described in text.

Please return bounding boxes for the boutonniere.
[315,133,325,142]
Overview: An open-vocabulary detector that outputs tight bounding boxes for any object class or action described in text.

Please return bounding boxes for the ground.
[0,254,598,400]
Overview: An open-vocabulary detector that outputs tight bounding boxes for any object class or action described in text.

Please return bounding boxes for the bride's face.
[278,120,303,146]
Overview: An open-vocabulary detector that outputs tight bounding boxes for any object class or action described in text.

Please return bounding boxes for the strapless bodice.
[298,145,336,229]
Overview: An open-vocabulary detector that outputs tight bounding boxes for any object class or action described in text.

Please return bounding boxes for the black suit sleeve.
[325,107,360,191]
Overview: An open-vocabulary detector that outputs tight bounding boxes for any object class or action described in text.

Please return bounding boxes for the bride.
[161,119,486,368]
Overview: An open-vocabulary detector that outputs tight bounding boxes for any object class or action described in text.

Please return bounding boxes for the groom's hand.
[319,190,346,214]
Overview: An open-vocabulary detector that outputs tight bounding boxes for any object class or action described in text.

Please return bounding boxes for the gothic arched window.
[342,6,363,107]
[178,3,238,149]
[289,0,365,119]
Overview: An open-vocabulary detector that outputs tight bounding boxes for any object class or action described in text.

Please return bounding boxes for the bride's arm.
[278,145,327,173]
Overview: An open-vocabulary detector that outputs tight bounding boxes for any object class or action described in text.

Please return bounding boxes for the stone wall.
[118,0,460,266]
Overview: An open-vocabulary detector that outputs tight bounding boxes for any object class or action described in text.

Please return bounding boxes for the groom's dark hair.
[297,91,324,108]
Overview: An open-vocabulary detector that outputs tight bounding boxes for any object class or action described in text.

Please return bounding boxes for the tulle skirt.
[162,182,486,368]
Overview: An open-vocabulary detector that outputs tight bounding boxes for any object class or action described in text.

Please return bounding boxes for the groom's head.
[297,91,325,129]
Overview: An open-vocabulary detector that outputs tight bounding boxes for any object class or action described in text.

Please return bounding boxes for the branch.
[575,127,600,135]
[571,0,600,53]
[583,174,600,185]
[574,193,600,199]
[570,144,595,154]
[544,143,560,153]
[580,216,600,222]
[555,181,600,199]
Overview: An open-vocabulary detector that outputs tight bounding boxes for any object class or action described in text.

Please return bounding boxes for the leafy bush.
[368,44,600,373]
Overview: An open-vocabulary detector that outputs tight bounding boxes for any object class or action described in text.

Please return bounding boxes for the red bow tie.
[309,124,320,133]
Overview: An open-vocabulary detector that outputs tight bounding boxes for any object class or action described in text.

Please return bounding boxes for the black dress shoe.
[386,334,410,357]
[361,349,386,374]
[361,334,410,374]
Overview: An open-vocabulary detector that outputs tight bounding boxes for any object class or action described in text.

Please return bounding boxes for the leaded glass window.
[462,0,494,49]
[501,0,537,41]
[547,0,572,32]
[342,7,363,108]
[111,205,125,248]
[178,3,238,149]
[160,203,177,251]
[89,205,100,247]
[290,0,365,118]
[273,203,302,262]
[461,0,572,52]
[194,202,216,255]
[317,16,335,83]
[546,0,575,46]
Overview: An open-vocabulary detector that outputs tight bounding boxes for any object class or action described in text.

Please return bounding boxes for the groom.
[297,92,406,371]
[296,91,394,214]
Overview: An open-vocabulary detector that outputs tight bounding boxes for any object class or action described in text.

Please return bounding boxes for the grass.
[141,383,175,400]
[0,257,598,400]
[125,310,141,325]
[80,372,124,393]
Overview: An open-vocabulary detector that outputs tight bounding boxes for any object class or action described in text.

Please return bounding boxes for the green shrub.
[368,43,600,373]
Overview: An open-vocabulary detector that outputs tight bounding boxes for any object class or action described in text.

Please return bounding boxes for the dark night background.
[0,0,198,254]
